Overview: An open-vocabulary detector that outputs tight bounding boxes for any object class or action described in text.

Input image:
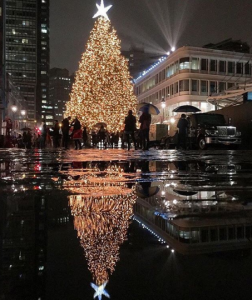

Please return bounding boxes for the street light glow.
[21,110,26,116]
[11,105,17,112]
[171,46,176,52]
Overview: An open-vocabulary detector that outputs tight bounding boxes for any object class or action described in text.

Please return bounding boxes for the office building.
[0,0,50,128]
[49,68,73,121]
[134,45,252,124]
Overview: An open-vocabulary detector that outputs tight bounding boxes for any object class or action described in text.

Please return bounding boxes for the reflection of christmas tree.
[63,163,136,298]
[65,0,137,132]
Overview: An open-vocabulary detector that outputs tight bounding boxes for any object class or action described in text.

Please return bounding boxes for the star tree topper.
[93,0,112,20]
[91,281,110,300]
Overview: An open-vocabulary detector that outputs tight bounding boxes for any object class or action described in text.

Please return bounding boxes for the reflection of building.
[134,44,252,124]
[0,0,50,126]
[49,68,73,121]
[0,194,47,299]
[134,179,252,255]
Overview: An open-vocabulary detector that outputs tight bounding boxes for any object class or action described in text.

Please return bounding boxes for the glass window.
[179,80,189,92]
[210,228,218,241]
[245,62,251,75]
[236,62,243,74]
[201,229,209,242]
[219,82,226,92]
[219,228,227,241]
[174,82,178,94]
[201,59,208,71]
[201,80,208,93]
[219,61,226,73]
[228,61,234,73]
[191,58,199,70]
[210,81,217,94]
[210,60,217,72]
[192,80,199,92]
[179,57,190,70]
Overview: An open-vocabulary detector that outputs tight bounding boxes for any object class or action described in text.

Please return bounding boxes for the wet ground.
[1,148,252,300]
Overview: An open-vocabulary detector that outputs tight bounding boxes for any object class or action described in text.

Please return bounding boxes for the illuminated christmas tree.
[63,164,136,299]
[65,0,137,132]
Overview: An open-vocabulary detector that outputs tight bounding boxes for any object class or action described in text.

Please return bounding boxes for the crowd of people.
[7,109,153,150]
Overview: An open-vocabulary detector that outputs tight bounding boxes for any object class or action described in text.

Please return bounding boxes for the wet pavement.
[1,148,252,300]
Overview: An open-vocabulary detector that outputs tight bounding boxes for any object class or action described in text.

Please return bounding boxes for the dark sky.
[50,0,252,73]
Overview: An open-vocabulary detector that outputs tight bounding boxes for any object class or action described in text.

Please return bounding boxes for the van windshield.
[195,114,226,126]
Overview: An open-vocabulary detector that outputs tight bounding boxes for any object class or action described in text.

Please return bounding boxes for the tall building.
[122,46,164,79]
[0,0,50,128]
[49,68,73,121]
[203,38,250,54]
[134,45,252,124]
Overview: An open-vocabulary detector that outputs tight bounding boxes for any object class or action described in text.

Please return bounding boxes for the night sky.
[50,0,252,73]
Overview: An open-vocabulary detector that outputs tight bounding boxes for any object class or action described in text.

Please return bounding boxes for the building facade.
[134,46,252,123]
[0,0,50,128]
[49,68,73,121]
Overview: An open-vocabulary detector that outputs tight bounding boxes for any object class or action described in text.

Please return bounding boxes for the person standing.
[124,110,137,151]
[177,114,188,149]
[71,117,82,150]
[53,120,60,148]
[82,126,88,148]
[139,111,151,150]
[62,116,71,149]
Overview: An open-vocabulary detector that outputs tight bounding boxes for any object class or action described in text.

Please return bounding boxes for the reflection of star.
[93,0,112,20]
[91,281,110,300]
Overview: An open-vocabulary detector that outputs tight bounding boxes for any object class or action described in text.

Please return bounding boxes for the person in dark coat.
[139,111,151,150]
[62,116,71,149]
[53,120,60,148]
[71,117,82,150]
[177,114,188,149]
[124,110,137,150]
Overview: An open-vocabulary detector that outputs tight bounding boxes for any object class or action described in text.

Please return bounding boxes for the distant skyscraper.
[122,46,164,79]
[49,68,73,121]
[0,0,51,127]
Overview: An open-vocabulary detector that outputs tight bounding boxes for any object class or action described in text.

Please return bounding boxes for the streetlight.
[21,110,26,116]
[161,96,166,124]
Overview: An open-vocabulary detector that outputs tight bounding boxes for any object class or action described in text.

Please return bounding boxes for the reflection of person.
[139,111,151,150]
[62,116,71,149]
[98,125,106,147]
[124,110,137,151]
[177,114,188,149]
[82,126,88,147]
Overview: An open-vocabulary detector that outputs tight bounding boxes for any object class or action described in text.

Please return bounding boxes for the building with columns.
[134,46,252,124]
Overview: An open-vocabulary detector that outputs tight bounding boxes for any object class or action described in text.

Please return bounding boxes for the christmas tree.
[65,0,137,132]
[63,164,136,299]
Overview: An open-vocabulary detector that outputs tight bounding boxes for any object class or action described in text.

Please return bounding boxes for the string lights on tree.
[65,0,137,132]
[63,163,136,300]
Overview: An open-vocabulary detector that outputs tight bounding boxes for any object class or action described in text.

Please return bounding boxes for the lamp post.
[161,97,166,124]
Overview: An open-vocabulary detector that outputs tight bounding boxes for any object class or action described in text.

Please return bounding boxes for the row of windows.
[6,37,36,45]
[6,19,36,27]
[137,57,252,94]
[6,62,36,70]
[140,80,235,105]
[7,9,36,17]
[7,1,36,9]
[8,71,36,78]
[6,46,36,52]
[135,205,252,244]
[6,54,36,62]
[6,27,36,36]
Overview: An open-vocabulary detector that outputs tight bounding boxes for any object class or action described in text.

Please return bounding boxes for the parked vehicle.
[161,113,241,150]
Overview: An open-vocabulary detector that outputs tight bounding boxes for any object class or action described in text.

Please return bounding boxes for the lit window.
[41,29,47,33]
[22,39,28,44]
[22,21,30,26]
[41,71,46,74]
